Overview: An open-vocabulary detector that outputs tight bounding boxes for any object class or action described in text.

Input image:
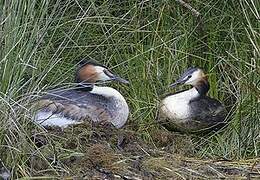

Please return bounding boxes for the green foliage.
[0,0,259,178]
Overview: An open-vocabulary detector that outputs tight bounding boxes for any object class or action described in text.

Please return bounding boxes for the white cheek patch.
[95,66,111,81]
[185,71,200,85]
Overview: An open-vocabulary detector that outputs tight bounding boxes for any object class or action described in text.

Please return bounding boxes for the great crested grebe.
[158,67,226,133]
[34,60,129,129]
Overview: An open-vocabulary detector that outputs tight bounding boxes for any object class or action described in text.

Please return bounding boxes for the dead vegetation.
[28,122,260,179]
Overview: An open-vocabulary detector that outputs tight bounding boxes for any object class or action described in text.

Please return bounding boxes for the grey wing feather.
[189,96,226,125]
[44,89,111,108]
[38,89,116,121]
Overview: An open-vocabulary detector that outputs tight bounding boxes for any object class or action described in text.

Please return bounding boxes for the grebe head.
[75,60,129,84]
[170,67,209,95]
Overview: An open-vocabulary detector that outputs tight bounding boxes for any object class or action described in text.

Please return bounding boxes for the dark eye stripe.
[103,69,114,78]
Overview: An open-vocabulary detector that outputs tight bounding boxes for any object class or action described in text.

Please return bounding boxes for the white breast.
[160,88,199,120]
[91,86,129,128]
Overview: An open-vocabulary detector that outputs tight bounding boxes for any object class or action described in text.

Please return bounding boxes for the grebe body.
[159,67,226,133]
[34,61,129,129]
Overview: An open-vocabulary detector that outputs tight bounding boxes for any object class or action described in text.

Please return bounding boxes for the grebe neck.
[194,79,210,96]
[75,84,94,91]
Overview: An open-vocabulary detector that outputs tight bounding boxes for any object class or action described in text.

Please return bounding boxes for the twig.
[175,0,200,17]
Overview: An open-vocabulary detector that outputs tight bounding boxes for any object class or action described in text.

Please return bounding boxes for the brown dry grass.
[28,122,260,179]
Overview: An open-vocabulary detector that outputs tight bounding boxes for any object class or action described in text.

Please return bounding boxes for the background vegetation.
[0,0,259,178]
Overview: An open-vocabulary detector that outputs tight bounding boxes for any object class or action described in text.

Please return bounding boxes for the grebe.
[158,67,226,133]
[34,60,129,129]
